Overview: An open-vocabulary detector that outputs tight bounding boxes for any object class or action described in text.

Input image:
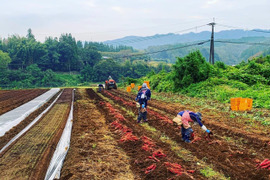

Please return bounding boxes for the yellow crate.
[138,86,142,91]
[247,98,253,110]
[127,86,131,93]
[131,83,135,88]
[231,105,238,111]
[239,98,248,111]
[231,97,253,111]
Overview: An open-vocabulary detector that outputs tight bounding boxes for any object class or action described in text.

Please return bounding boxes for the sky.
[0,0,270,42]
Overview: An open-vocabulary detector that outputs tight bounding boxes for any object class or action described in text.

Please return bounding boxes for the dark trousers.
[137,111,147,122]
[181,127,193,143]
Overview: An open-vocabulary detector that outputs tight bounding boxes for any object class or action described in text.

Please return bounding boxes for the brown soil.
[0,89,72,180]
[0,89,48,115]
[92,89,203,179]
[106,89,270,180]
[60,88,135,180]
[0,91,61,150]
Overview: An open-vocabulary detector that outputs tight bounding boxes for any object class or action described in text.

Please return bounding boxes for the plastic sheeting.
[0,88,60,137]
[45,89,75,180]
[0,91,63,154]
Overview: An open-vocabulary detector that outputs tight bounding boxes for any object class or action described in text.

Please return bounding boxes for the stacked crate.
[230,98,253,111]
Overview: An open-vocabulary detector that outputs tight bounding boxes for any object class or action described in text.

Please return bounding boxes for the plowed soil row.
[106,90,270,179]
[88,89,204,180]
[0,91,61,150]
[0,89,72,180]
[112,89,270,154]
[60,88,135,180]
[114,89,270,139]
[0,89,48,115]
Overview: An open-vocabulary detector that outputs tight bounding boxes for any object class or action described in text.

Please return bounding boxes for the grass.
[200,167,228,179]
[55,72,80,86]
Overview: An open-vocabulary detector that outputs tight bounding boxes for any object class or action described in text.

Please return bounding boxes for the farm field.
[60,88,270,179]
[0,88,269,179]
[0,89,72,179]
[0,89,48,115]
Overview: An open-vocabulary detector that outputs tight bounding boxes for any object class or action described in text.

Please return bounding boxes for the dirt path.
[60,88,134,180]
[0,89,72,180]
[105,89,270,179]
[0,89,48,115]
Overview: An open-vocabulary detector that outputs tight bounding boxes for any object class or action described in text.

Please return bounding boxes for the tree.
[40,37,60,70]
[172,50,213,90]
[0,50,11,69]
[58,33,79,71]
[26,28,35,40]
[80,47,101,66]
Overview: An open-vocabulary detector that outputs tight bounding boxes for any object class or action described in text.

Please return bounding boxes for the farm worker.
[108,75,112,80]
[98,84,104,92]
[173,111,212,143]
[135,83,151,123]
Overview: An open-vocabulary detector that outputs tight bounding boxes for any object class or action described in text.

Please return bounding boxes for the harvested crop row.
[95,89,206,179]
[106,89,270,179]
[0,89,72,180]
[112,89,270,158]
[0,89,48,115]
[60,88,135,180]
[114,89,270,140]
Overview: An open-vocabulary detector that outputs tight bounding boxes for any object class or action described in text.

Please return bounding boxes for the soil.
[0,91,61,150]
[0,88,269,180]
[91,89,202,179]
[104,89,270,180]
[0,89,48,115]
[0,89,72,180]
[60,88,135,180]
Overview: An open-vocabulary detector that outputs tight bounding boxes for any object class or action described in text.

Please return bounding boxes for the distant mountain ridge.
[104,29,270,50]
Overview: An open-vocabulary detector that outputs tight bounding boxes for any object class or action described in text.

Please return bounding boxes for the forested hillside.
[0,29,169,88]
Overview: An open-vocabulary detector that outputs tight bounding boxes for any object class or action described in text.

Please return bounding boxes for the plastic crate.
[231,105,238,111]
[131,83,135,88]
[239,98,248,111]
[127,86,131,92]
[247,98,253,110]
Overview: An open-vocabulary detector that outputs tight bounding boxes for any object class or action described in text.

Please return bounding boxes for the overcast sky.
[1,0,269,42]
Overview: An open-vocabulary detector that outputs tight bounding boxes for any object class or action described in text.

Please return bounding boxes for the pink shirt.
[181,111,193,129]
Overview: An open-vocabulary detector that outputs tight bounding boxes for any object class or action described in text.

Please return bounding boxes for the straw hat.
[173,116,182,126]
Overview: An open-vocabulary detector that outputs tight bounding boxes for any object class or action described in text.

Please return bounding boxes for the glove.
[142,104,145,108]
[136,102,140,108]
[206,129,213,135]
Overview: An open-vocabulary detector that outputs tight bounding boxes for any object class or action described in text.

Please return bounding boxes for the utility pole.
[208,20,216,64]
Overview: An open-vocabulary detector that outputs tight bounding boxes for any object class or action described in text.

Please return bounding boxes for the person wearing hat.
[135,83,151,123]
[173,110,212,143]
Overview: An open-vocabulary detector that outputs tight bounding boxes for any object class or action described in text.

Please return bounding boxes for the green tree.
[26,28,35,40]
[58,34,79,71]
[172,50,213,90]
[40,37,60,70]
[0,50,11,69]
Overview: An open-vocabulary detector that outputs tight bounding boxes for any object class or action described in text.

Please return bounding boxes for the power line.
[117,40,210,58]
